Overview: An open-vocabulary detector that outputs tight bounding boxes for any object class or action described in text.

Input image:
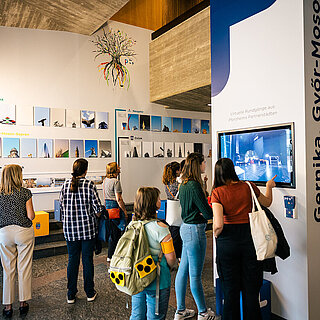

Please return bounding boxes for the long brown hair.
[212,158,239,190]
[181,152,204,188]
[0,164,23,195]
[133,187,160,221]
[70,159,88,192]
[106,162,118,179]
[162,161,180,185]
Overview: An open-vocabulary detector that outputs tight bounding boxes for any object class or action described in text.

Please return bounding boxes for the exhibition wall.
[0,21,211,208]
[211,0,312,319]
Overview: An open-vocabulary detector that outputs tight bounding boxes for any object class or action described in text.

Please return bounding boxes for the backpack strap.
[155,247,163,316]
[135,218,164,315]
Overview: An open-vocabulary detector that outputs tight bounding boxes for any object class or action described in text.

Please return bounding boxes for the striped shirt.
[59,178,103,241]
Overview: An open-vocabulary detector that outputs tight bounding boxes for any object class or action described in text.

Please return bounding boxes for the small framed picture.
[34,107,50,127]
[51,108,65,127]
[85,140,98,158]
[70,140,84,158]
[174,143,185,158]
[81,110,95,129]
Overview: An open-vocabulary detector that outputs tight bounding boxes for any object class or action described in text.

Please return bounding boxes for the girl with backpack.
[174,153,215,320]
[130,187,177,320]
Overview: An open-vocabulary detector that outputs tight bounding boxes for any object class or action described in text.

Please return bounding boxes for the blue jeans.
[175,223,207,313]
[130,287,170,320]
[66,239,95,297]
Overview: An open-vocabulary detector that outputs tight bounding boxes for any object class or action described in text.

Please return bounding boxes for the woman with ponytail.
[60,159,104,304]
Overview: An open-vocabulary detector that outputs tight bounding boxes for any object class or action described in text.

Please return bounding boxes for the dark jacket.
[262,206,290,274]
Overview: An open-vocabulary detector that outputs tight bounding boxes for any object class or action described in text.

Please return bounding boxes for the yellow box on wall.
[32,211,49,237]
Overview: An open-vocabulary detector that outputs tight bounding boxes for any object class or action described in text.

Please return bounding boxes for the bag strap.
[166,185,179,200]
[155,248,163,315]
[166,185,174,198]
[245,181,262,212]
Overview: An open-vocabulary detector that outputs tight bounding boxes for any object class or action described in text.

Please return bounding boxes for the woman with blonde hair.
[174,153,215,320]
[0,164,35,318]
[103,162,128,261]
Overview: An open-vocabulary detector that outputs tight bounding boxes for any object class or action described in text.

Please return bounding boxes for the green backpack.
[109,220,162,296]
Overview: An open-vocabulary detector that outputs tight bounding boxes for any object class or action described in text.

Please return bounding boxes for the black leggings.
[216,223,263,320]
[169,225,182,259]
[107,219,122,259]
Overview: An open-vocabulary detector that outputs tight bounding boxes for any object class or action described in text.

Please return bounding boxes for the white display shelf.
[29,184,103,194]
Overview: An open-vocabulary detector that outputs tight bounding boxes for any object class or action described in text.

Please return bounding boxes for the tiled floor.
[0,231,215,319]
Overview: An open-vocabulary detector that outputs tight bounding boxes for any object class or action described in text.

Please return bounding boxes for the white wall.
[0,22,211,209]
[212,0,308,319]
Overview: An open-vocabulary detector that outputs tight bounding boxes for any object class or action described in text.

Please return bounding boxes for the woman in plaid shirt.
[60,159,104,304]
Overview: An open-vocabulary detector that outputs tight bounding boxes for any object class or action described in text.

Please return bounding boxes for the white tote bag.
[246,182,278,261]
[166,191,182,227]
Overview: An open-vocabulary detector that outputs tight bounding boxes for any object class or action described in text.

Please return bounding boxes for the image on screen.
[218,124,295,187]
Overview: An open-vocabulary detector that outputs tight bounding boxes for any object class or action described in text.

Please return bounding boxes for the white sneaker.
[197,308,216,320]
[174,308,196,320]
[87,291,97,302]
[67,294,76,304]
[107,257,111,262]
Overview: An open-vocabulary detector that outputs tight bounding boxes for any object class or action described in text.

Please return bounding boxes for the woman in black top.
[162,161,182,258]
[0,165,35,318]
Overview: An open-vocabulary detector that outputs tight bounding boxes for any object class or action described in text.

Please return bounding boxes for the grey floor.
[0,231,215,320]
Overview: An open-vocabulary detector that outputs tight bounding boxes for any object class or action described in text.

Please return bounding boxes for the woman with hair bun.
[162,161,182,259]
[60,159,104,304]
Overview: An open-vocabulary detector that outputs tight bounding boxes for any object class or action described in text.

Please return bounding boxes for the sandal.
[19,302,29,316]
[2,306,13,319]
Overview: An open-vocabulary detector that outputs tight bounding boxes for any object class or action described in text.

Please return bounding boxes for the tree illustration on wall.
[92,28,136,89]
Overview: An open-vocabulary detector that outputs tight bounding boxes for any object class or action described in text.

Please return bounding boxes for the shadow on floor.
[0,231,215,319]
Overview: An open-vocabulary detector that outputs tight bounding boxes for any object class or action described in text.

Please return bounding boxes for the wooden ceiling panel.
[0,0,130,35]
[155,85,211,113]
[111,0,203,31]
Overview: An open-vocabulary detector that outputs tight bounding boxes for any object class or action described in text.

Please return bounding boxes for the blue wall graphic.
[211,0,277,97]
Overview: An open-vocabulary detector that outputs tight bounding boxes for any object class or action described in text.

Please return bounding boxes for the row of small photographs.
[23,176,104,189]
[0,137,111,159]
[122,141,212,158]
[0,103,109,129]
[124,114,209,134]
[0,104,209,134]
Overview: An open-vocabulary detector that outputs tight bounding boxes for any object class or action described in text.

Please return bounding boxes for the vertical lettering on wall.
[311,0,320,222]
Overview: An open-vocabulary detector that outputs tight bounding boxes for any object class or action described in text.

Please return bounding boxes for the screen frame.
[217,122,296,189]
